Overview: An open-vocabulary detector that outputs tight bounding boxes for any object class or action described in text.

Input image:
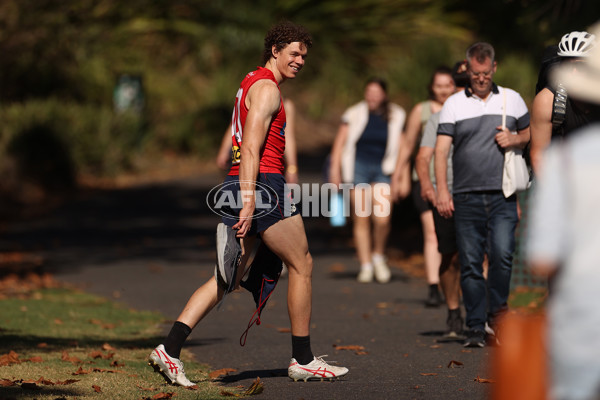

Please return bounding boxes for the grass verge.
[0,287,237,399]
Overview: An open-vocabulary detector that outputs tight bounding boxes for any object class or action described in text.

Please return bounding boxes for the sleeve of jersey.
[437,100,455,137]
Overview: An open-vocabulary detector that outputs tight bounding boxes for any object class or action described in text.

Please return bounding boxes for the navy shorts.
[219,173,300,236]
[353,157,390,185]
[411,180,433,214]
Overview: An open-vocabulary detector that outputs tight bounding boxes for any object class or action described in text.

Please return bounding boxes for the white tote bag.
[501,90,531,197]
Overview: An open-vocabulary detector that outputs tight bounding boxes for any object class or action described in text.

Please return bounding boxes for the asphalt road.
[0,168,493,400]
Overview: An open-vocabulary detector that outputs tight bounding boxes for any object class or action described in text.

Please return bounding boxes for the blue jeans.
[453,191,518,331]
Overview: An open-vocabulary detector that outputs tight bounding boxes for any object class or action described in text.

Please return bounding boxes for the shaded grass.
[0,288,236,399]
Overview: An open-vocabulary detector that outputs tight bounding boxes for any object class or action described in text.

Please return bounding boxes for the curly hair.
[262,21,313,65]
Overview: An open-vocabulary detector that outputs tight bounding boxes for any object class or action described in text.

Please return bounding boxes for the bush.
[0,99,145,183]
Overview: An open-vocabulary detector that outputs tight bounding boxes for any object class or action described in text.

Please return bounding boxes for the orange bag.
[491,312,548,400]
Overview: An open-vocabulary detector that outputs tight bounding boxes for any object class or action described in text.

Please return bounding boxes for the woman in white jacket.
[329,78,406,283]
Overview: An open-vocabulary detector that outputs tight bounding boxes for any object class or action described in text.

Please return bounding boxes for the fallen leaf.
[89,351,104,359]
[420,373,438,376]
[333,344,368,355]
[447,360,464,368]
[152,393,175,399]
[72,367,91,375]
[220,390,236,397]
[243,377,264,396]
[102,343,115,351]
[376,302,388,309]
[474,375,496,383]
[102,323,116,330]
[276,327,291,333]
[92,384,102,393]
[110,360,125,367]
[89,319,102,325]
[0,350,20,366]
[54,318,63,325]
[35,377,54,385]
[26,356,43,363]
[461,349,472,353]
[0,379,16,387]
[430,345,441,349]
[329,263,346,273]
[37,342,48,348]
[209,368,237,380]
[61,351,82,364]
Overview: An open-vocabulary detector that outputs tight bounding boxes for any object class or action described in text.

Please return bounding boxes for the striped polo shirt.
[437,84,530,194]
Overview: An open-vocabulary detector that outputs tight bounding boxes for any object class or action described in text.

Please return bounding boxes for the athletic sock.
[360,262,373,271]
[291,335,314,365]
[163,321,192,359]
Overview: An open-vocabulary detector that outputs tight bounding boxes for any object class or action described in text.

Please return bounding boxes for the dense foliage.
[0,0,598,185]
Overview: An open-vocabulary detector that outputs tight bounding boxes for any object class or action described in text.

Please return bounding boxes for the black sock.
[292,335,314,365]
[163,321,192,359]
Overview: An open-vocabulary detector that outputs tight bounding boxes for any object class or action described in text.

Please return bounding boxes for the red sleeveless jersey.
[228,67,286,176]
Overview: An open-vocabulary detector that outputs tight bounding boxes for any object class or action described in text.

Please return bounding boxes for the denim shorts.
[353,158,390,185]
[219,173,300,236]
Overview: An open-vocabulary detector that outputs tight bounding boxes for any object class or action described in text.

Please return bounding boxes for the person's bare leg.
[371,184,392,256]
[439,253,461,310]
[260,215,311,337]
[351,187,372,265]
[421,210,441,285]
[177,235,256,329]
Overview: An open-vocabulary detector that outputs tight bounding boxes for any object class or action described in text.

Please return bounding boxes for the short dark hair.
[466,42,495,65]
[365,77,390,121]
[427,66,452,100]
[262,21,313,65]
[451,60,470,88]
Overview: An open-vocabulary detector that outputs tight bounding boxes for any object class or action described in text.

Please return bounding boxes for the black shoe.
[463,329,485,348]
[445,308,463,338]
[425,284,442,308]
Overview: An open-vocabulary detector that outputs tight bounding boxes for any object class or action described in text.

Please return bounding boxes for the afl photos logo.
[206,180,279,220]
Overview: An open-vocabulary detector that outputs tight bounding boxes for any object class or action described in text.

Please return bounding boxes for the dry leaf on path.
[55,379,79,385]
[92,384,102,393]
[474,375,496,383]
[0,350,20,366]
[72,367,92,375]
[209,368,237,380]
[26,356,44,363]
[447,360,464,368]
[276,327,291,333]
[420,373,438,376]
[61,351,82,364]
[243,377,264,396]
[0,379,16,387]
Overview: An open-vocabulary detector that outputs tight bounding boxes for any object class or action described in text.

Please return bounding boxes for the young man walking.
[148,21,348,386]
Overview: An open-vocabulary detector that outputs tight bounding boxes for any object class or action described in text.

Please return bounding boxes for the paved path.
[0,170,493,400]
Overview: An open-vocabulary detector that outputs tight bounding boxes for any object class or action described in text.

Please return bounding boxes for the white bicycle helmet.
[557,31,596,57]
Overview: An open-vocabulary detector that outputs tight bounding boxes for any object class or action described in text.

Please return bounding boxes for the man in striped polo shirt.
[434,42,530,348]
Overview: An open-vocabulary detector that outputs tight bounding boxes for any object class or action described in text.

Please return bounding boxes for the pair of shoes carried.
[463,329,486,348]
[444,308,463,338]
[357,268,373,283]
[425,284,442,308]
[372,257,391,283]
[288,355,349,381]
[215,223,242,293]
[148,345,196,387]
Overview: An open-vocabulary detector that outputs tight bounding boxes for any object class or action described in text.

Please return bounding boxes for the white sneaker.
[288,356,349,381]
[148,345,196,387]
[357,268,373,283]
[372,258,391,283]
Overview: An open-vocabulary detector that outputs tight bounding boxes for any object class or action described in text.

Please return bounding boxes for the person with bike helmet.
[530,30,599,173]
